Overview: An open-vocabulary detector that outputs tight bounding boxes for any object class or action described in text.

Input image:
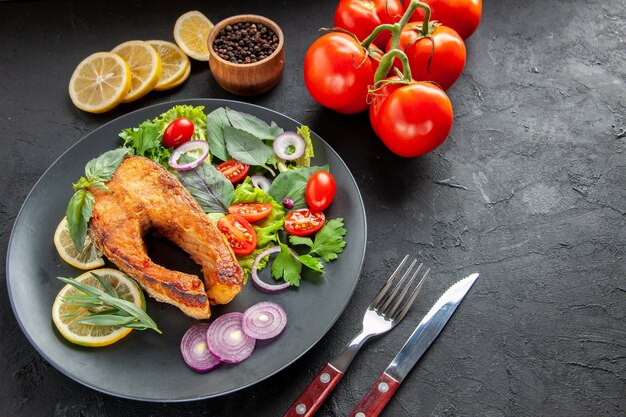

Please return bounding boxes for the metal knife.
[348,273,479,417]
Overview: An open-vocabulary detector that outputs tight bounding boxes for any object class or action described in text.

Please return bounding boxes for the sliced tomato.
[285,209,325,237]
[217,214,257,256]
[228,203,273,223]
[217,159,250,183]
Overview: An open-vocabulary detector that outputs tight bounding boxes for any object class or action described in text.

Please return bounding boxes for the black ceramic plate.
[6,99,366,402]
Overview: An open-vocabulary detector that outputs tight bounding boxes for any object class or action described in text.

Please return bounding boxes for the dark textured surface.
[1,0,624,416]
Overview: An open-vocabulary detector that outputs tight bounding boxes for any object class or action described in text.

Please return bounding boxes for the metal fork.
[283,255,430,417]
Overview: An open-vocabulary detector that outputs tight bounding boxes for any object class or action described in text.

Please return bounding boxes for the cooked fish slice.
[89,156,243,320]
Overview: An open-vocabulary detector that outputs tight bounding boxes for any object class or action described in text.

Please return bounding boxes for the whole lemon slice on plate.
[111,40,162,103]
[52,268,146,347]
[147,40,191,90]
[54,217,105,270]
[174,10,214,61]
[68,52,131,113]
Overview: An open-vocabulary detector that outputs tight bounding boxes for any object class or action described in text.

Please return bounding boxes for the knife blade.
[348,273,479,417]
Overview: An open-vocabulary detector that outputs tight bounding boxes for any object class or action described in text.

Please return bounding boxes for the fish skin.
[89,156,243,320]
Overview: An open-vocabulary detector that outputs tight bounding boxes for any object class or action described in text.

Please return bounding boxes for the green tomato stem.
[361,24,395,49]
[374,49,412,84]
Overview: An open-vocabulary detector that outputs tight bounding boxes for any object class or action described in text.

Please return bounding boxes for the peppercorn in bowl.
[207,14,284,95]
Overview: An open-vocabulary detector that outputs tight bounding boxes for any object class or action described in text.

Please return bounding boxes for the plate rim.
[6,98,367,402]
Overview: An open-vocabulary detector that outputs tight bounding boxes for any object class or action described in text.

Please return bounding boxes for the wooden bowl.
[207,14,285,96]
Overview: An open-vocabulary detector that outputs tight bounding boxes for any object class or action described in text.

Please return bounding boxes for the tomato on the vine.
[304,32,376,114]
[217,159,250,183]
[162,117,194,148]
[228,203,273,223]
[217,214,257,256]
[306,171,336,212]
[285,209,326,237]
[387,23,466,91]
[412,0,482,40]
[369,81,453,157]
[334,0,405,47]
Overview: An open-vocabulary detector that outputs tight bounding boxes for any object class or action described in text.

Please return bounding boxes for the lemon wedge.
[174,11,214,61]
[111,40,162,103]
[68,52,131,113]
[146,40,191,90]
[52,269,145,347]
[54,217,105,270]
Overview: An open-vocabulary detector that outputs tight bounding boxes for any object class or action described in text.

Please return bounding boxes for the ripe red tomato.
[217,159,250,183]
[217,214,257,256]
[334,0,404,46]
[369,81,453,157]
[228,203,273,223]
[412,0,482,40]
[387,24,466,91]
[304,32,376,114]
[162,117,194,148]
[285,209,326,237]
[306,171,336,212]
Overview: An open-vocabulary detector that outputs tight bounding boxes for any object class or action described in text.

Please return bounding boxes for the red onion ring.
[207,312,255,363]
[180,323,221,373]
[168,140,209,171]
[251,174,271,192]
[273,131,305,161]
[251,246,300,293]
[242,301,288,340]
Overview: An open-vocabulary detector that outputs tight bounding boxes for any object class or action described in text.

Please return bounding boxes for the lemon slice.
[146,40,191,90]
[54,217,105,270]
[173,11,214,61]
[111,40,162,103]
[165,59,191,89]
[52,268,145,347]
[68,52,131,113]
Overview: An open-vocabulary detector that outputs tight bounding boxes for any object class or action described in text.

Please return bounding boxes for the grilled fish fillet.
[89,156,243,319]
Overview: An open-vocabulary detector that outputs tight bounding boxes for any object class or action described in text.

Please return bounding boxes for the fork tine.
[369,254,409,308]
[377,261,419,313]
[391,267,430,322]
[383,263,423,318]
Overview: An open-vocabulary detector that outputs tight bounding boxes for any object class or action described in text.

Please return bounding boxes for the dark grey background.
[1,0,624,416]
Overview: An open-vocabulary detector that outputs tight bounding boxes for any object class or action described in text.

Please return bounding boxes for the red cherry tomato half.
[217,214,257,256]
[306,171,336,212]
[228,203,273,223]
[217,159,250,183]
[285,209,326,237]
[333,0,404,46]
[162,117,194,148]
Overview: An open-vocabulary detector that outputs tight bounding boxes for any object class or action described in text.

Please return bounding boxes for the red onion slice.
[251,174,271,192]
[207,312,256,363]
[242,302,288,340]
[251,246,294,293]
[180,323,221,373]
[168,140,209,171]
[273,131,305,161]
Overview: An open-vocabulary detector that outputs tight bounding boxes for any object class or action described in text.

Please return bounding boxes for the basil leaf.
[66,189,94,250]
[225,107,283,140]
[206,108,230,162]
[85,148,129,181]
[224,126,274,167]
[268,165,329,209]
[178,160,234,214]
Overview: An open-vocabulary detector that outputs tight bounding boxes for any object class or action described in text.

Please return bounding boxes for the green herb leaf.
[224,126,274,168]
[66,189,94,250]
[92,272,118,298]
[206,107,230,162]
[309,218,347,262]
[178,159,234,214]
[78,315,137,327]
[267,165,329,209]
[271,242,302,286]
[72,176,91,192]
[298,254,324,272]
[289,235,314,248]
[85,148,129,182]
[225,107,283,140]
[119,120,170,168]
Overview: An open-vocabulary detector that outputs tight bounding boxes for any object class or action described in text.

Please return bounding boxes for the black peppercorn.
[213,21,279,64]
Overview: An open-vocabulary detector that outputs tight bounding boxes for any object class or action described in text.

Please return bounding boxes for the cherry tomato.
[217,159,250,183]
[285,209,326,237]
[217,214,257,256]
[304,32,376,114]
[162,117,194,148]
[228,203,273,223]
[387,23,466,91]
[306,171,336,212]
[412,0,482,40]
[369,81,453,157]
[334,0,404,46]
